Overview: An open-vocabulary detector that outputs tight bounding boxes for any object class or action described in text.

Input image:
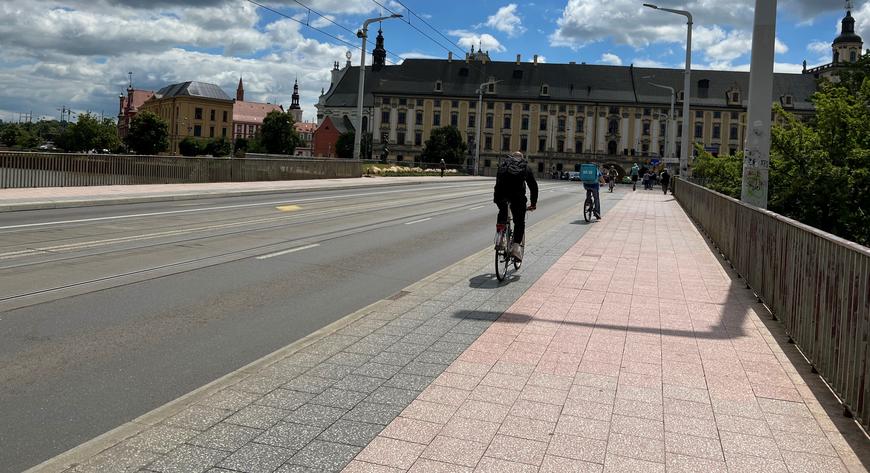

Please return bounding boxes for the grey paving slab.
[255,422,324,451]
[71,444,158,473]
[353,362,403,379]
[341,402,407,426]
[331,374,387,394]
[309,388,369,410]
[282,375,337,394]
[224,405,290,430]
[198,389,262,412]
[287,440,361,472]
[217,443,294,473]
[163,405,232,432]
[304,363,357,381]
[383,373,435,391]
[316,419,386,447]
[283,404,348,428]
[325,352,374,368]
[256,388,316,411]
[124,425,198,455]
[145,445,229,473]
[188,423,263,452]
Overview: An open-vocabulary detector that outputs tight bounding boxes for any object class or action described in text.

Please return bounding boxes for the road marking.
[404,217,432,225]
[0,184,474,231]
[256,243,320,260]
[276,205,301,212]
[468,205,486,210]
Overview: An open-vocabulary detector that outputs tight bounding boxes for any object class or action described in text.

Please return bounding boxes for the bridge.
[1,171,868,472]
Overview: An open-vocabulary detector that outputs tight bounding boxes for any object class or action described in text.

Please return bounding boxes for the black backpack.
[497,156,528,185]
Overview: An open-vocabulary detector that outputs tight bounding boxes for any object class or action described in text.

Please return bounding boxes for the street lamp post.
[474,80,502,176]
[353,14,402,161]
[644,3,692,177]
[648,82,676,169]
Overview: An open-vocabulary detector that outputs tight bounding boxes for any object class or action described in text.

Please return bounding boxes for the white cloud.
[600,53,622,65]
[633,58,668,68]
[807,40,830,55]
[774,62,805,73]
[775,38,789,54]
[483,4,526,37]
[448,30,505,53]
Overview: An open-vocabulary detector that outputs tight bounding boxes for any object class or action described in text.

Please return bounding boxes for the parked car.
[568,172,581,181]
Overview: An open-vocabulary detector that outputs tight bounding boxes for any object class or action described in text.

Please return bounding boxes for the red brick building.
[117,86,154,139]
[313,116,352,158]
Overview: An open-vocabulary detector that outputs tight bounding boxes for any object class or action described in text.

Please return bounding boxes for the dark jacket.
[494,156,538,206]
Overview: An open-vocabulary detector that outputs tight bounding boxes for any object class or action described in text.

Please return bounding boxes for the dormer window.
[726,89,740,104]
[488,83,495,93]
[434,80,442,92]
[781,95,794,107]
[540,84,550,96]
[677,90,685,101]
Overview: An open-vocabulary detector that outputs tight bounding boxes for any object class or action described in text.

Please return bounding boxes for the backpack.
[497,156,528,183]
[580,163,598,184]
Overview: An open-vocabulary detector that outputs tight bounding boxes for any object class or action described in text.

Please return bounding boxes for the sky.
[0,0,867,125]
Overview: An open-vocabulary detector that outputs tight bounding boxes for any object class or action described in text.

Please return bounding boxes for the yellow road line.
[276,205,302,212]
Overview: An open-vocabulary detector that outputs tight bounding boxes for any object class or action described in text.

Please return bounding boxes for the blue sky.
[0,0,866,124]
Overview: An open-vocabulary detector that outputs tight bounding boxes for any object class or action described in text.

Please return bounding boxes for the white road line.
[256,243,320,260]
[404,217,432,225]
[468,205,486,210]
[0,184,472,231]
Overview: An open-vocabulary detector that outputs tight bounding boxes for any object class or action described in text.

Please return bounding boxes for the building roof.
[294,122,317,134]
[323,59,817,111]
[153,81,233,101]
[834,11,862,45]
[316,115,354,135]
[233,101,283,125]
[123,89,154,112]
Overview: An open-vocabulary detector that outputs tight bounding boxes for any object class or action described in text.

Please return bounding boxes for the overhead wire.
[369,0,460,55]
[391,0,467,55]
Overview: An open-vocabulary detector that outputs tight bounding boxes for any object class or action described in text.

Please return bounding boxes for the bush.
[179,137,202,156]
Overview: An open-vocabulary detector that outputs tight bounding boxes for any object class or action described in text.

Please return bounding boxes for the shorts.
[631,175,638,182]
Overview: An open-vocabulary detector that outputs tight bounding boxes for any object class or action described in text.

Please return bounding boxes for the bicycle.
[494,207,529,282]
[583,188,600,223]
[608,176,616,193]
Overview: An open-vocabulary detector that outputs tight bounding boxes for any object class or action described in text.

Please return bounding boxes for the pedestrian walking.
[630,163,640,191]
[642,171,650,190]
[660,168,671,195]
[439,158,446,178]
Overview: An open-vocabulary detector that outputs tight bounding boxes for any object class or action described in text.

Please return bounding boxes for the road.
[0,179,614,472]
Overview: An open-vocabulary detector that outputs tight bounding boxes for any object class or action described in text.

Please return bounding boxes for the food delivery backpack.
[580,163,598,184]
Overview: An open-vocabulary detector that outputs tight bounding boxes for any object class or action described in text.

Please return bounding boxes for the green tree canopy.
[259,111,301,155]
[1,125,19,147]
[178,137,202,156]
[420,126,467,166]
[56,113,121,153]
[335,131,354,159]
[125,111,169,155]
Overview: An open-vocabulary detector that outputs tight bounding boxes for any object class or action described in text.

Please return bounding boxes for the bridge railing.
[0,152,362,189]
[674,178,870,428]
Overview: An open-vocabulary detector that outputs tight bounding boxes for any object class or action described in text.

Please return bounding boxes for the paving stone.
[124,425,198,455]
[382,373,435,391]
[354,362,403,379]
[283,404,348,428]
[365,386,419,406]
[255,421,323,450]
[217,443,293,473]
[414,350,459,365]
[540,455,604,473]
[305,363,357,380]
[326,351,374,368]
[355,436,427,470]
[234,374,288,395]
[316,419,385,447]
[331,374,387,394]
[484,434,548,466]
[163,405,231,432]
[188,423,262,452]
[380,416,442,444]
[343,460,405,472]
[224,404,289,430]
[71,444,158,473]
[256,389,315,411]
[282,375,337,394]
[198,389,260,412]
[309,388,368,410]
[370,351,417,367]
[385,342,429,356]
[602,454,664,473]
[287,440,361,472]
[146,445,228,473]
[401,361,449,377]
[342,402,406,426]
[421,435,488,468]
[407,458,473,472]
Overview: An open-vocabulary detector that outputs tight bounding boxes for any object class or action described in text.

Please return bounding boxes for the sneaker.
[594,212,601,219]
[510,243,523,261]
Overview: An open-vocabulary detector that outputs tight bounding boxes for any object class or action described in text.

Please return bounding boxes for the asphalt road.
[0,179,613,472]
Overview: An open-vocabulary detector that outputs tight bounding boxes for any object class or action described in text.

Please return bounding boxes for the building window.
[194,125,202,137]
[503,115,511,129]
[538,137,547,152]
[502,136,510,151]
[397,132,405,144]
[396,155,404,161]
[557,139,565,152]
[678,91,685,101]
[731,92,739,103]
[397,111,406,125]
[523,104,530,111]
[451,112,458,127]
[434,99,441,107]
[714,111,722,119]
[731,111,739,120]
[521,116,529,130]
[381,97,390,105]
[850,50,857,62]
[520,136,528,151]
[397,98,406,106]
[539,117,547,131]
[695,110,703,119]
[209,126,214,137]
[435,80,442,92]
[382,110,390,123]
[416,111,423,124]
[486,114,493,129]
[452,100,459,108]
[484,136,492,150]
[415,132,422,146]
[210,110,215,121]
[487,102,494,110]
[660,123,666,136]
[575,140,583,152]
[541,84,549,96]
[433,112,441,126]
[222,111,228,122]
[468,114,476,127]
[713,124,721,139]
[194,108,203,120]
[576,118,584,131]
[484,159,492,167]
[222,128,227,137]
[608,119,619,134]
[642,122,650,135]
[695,123,703,138]
[609,106,619,114]
[730,125,739,140]
[558,117,566,132]
[644,108,651,116]
[642,143,649,154]
[416,99,424,106]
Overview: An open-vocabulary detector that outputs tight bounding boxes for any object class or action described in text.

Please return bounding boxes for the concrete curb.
[0,177,494,213]
[24,204,575,473]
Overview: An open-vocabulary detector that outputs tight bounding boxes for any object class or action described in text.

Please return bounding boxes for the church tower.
[833,1,863,64]
[236,77,245,102]
[372,27,387,70]
[289,79,303,123]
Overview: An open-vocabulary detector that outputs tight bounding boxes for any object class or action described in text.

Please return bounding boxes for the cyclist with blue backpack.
[580,163,603,219]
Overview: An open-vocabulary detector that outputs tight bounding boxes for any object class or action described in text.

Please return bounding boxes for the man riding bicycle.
[494,151,538,261]
[607,166,619,191]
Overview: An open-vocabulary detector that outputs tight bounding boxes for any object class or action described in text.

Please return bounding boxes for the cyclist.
[494,151,538,261]
[608,166,619,191]
[630,163,640,191]
[581,163,603,219]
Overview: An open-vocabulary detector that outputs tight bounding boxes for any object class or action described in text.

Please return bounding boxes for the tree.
[125,111,169,155]
[1,125,19,147]
[56,113,121,153]
[420,126,467,166]
[178,137,202,156]
[259,111,301,155]
[204,137,231,157]
[692,145,743,198]
[335,132,354,159]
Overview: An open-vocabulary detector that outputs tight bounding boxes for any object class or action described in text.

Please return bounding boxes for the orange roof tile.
[233,101,283,125]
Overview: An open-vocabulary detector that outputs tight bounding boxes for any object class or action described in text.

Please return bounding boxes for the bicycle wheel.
[583,199,593,222]
[495,248,507,281]
[513,247,523,270]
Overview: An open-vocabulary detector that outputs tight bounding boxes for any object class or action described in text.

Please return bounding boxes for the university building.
[317,9,862,175]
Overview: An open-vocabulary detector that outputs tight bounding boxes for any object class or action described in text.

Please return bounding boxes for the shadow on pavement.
[468,274,520,288]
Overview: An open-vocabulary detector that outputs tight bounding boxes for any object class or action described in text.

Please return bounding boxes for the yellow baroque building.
[139,81,234,155]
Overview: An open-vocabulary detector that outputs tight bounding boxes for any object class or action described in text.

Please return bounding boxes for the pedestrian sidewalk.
[32,191,870,473]
[0,176,489,212]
